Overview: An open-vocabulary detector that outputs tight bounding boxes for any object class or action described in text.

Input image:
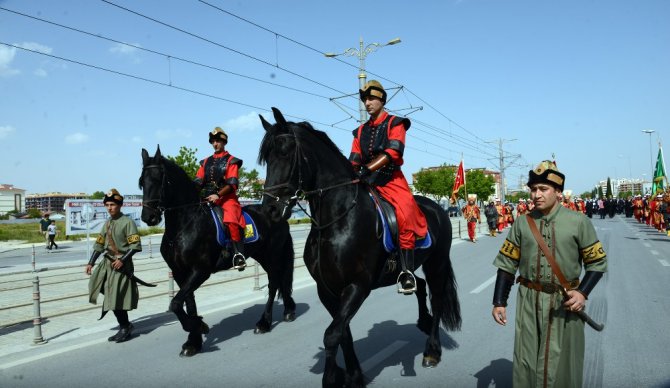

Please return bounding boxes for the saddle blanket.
[371,193,432,253]
[209,208,259,247]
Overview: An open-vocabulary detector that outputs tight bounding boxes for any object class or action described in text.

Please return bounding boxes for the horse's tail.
[438,240,462,331]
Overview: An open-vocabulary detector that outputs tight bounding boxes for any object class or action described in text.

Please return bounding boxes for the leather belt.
[517,276,579,294]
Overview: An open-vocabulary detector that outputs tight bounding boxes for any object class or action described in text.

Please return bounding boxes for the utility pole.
[487,138,520,204]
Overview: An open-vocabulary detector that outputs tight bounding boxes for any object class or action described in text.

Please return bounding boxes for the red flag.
[452,160,465,200]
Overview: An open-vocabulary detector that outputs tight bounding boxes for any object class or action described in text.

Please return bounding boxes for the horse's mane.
[258,120,351,169]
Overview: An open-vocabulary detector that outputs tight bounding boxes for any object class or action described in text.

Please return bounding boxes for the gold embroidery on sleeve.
[500,239,520,261]
[96,235,105,245]
[127,234,141,244]
[581,241,606,263]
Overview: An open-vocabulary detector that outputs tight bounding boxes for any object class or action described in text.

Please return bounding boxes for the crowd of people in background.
[458,189,670,239]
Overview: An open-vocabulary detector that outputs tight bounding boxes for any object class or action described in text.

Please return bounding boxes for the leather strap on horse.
[525,214,604,331]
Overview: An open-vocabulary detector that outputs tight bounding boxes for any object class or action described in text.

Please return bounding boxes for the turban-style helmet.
[103,188,124,205]
[209,127,228,144]
[527,160,565,191]
[359,80,387,104]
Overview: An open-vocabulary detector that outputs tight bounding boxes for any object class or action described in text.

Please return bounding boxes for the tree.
[605,177,612,198]
[27,208,42,218]
[464,169,496,206]
[413,164,455,205]
[597,185,604,199]
[580,191,592,200]
[90,191,105,199]
[167,146,199,180]
[238,167,264,200]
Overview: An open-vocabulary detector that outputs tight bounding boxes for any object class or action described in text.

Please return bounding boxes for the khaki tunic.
[88,214,142,312]
[493,205,607,388]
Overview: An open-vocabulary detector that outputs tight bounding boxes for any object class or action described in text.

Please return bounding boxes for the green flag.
[651,146,666,195]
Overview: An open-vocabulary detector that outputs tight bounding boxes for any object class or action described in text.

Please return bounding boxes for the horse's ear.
[271,107,287,128]
[155,145,162,159]
[142,148,149,164]
[259,114,273,132]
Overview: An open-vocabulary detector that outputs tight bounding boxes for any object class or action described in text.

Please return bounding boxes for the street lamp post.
[642,129,655,181]
[325,37,401,123]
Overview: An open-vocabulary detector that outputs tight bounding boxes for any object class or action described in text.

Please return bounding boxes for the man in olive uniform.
[85,189,142,343]
[490,161,607,388]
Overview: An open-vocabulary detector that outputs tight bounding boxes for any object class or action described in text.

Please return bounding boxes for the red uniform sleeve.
[349,128,362,167]
[195,158,207,181]
[385,120,407,165]
[225,161,240,191]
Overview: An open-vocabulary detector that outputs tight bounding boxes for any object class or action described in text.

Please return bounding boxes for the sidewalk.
[0,259,316,369]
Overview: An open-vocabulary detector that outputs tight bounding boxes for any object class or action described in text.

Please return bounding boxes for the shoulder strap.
[525,214,570,288]
[106,220,120,257]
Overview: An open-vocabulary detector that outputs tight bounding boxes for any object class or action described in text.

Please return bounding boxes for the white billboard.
[64,199,163,236]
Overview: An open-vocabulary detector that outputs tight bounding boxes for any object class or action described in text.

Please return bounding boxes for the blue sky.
[1,0,668,196]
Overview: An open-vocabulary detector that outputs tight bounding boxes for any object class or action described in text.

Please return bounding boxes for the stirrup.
[232,252,246,270]
[396,271,416,295]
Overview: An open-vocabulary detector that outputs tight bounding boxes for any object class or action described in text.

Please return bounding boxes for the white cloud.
[34,68,47,77]
[65,132,90,144]
[0,45,19,77]
[18,42,53,55]
[110,43,141,55]
[223,111,261,132]
[155,128,192,140]
[0,125,16,139]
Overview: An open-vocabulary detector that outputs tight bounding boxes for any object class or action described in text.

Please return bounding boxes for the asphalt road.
[1,215,669,387]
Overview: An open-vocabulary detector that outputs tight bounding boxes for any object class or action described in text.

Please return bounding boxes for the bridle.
[262,129,360,230]
[141,164,166,213]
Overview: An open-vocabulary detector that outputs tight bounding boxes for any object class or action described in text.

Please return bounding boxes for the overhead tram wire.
[0,41,352,135]
[99,0,349,96]
[0,7,332,100]
[191,0,500,154]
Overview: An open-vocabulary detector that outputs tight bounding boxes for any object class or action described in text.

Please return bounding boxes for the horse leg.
[414,276,433,335]
[320,283,369,388]
[169,269,211,357]
[185,293,210,334]
[255,284,277,334]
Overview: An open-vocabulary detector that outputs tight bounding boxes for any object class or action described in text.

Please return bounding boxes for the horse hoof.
[284,312,296,322]
[422,355,440,368]
[254,326,270,334]
[200,321,210,334]
[179,346,199,358]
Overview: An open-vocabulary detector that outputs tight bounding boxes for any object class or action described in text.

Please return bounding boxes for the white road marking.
[361,340,409,372]
[659,260,670,267]
[470,275,497,294]
[650,250,659,256]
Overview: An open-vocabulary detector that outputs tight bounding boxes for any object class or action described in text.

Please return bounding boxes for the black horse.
[140,146,297,357]
[258,108,461,387]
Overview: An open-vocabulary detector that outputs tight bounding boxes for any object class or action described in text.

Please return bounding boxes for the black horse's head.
[258,108,302,222]
[140,146,165,226]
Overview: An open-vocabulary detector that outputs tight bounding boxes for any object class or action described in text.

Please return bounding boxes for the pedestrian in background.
[462,194,481,242]
[484,200,499,237]
[491,160,607,387]
[47,220,58,250]
[39,213,51,249]
[85,189,142,343]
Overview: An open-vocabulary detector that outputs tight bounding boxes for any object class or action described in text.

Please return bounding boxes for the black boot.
[115,323,134,343]
[110,310,133,342]
[397,249,416,295]
[231,240,247,271]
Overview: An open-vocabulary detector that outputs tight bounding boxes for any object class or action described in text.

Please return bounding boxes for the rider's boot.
[397,248,416,295]
[231,240,247,271]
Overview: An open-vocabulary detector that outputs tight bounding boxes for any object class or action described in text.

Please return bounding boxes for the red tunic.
[195,151,245,240]
[350,111,427,249]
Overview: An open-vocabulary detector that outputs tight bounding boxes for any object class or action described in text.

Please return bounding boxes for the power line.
[0,6,332,100]
[100,0,349,95]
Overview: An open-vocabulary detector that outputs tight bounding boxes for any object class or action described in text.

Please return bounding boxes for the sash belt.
[517,276,579,294]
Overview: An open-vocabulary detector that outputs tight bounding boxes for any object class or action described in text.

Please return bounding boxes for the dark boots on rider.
[232,240,247,271]
[109,310,133,343]
[397,248,417,295]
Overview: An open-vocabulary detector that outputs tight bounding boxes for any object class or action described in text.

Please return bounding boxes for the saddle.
[367,187,432,255]
[209,205,259,247]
